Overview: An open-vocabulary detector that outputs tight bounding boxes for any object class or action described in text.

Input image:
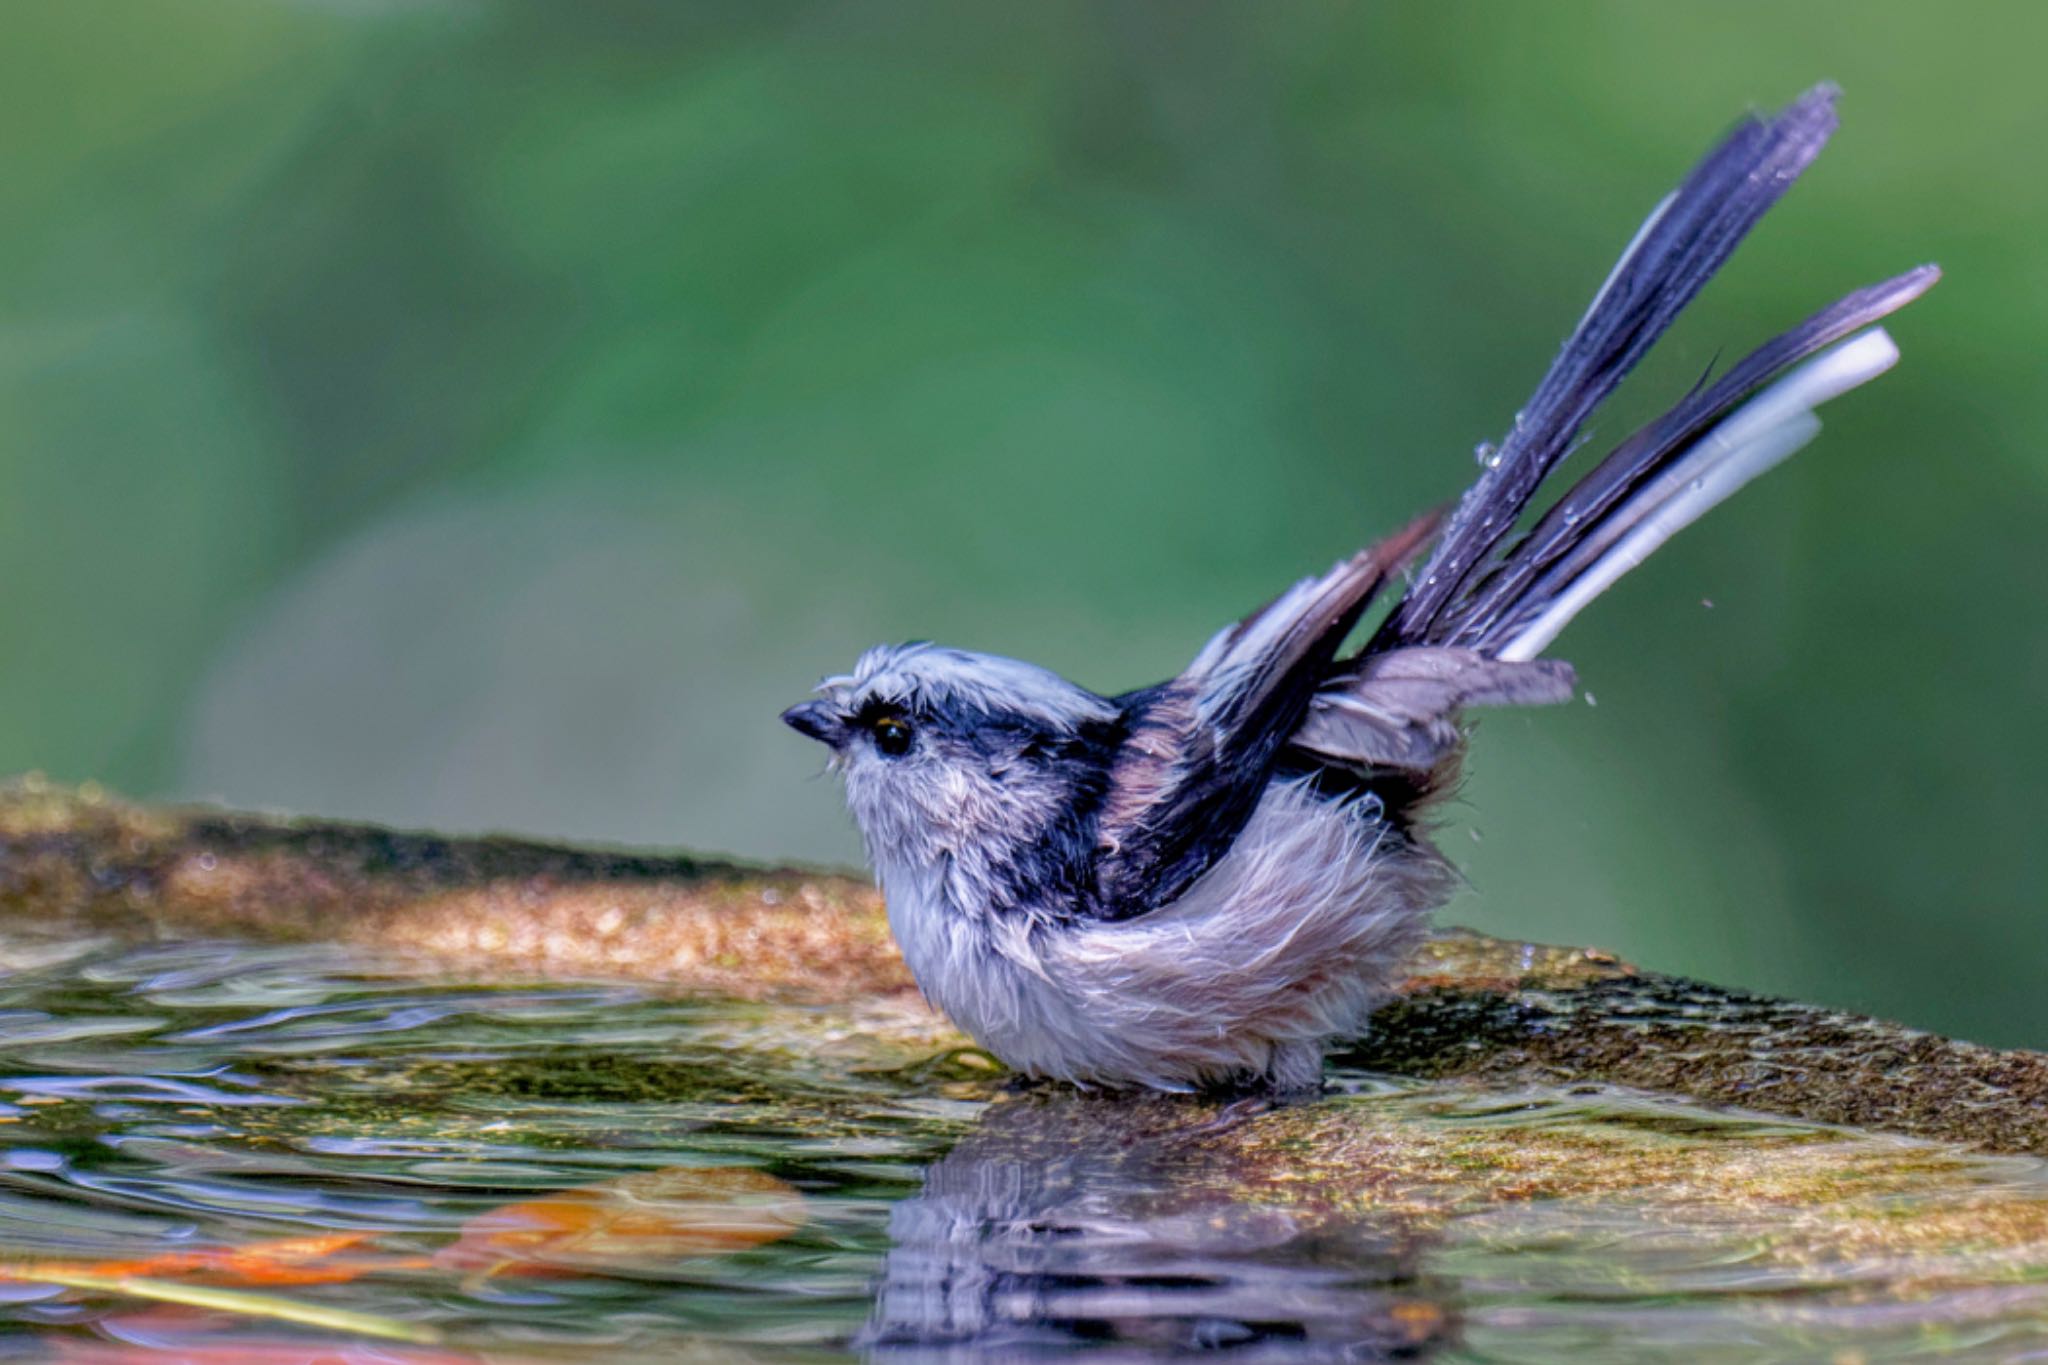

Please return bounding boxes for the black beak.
[781,701,842,745]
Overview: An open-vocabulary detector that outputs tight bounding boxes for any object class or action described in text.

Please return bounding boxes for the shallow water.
[0,934,2045,1361]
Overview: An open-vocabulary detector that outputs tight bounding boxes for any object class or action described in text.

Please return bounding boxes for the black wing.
[1086,514,1438,918]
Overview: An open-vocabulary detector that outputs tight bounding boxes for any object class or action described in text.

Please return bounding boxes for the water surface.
[0,933,2044,1361]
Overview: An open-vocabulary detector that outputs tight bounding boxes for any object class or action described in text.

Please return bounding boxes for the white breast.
[878,778,1451,1090]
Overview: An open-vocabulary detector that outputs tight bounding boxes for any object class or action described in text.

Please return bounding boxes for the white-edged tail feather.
[1576,192,1677,334]
[1496,326,1899,662]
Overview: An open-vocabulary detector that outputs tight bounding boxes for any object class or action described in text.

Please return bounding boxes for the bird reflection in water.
[862,1087,1453,1359]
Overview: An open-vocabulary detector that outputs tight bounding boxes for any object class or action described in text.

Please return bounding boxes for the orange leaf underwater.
[438,1165,808,1276]
[0,1164,806,1319]
[1,1233,420,1289]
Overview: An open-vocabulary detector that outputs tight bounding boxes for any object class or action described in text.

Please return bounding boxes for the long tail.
[1294,85,1934,781]
[1371,83,1937,661]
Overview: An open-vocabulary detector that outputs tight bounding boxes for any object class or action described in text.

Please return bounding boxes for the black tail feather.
[1450,264,1939,651]
[1376,84,1842,651]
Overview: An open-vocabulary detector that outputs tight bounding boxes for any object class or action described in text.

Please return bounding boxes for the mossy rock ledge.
[3,777,2042,1155]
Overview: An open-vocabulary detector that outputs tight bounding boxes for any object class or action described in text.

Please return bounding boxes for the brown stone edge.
[4,780,2044,1155]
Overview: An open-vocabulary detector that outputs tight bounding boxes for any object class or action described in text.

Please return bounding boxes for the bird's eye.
[871,716,914,757]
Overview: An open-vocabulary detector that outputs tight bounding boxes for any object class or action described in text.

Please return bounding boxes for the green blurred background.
[3,2,2042,1044]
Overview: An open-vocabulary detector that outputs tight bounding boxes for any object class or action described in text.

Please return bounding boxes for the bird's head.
[782,643,1119,907]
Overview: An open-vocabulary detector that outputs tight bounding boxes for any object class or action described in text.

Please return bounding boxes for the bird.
[781,84,1937,1093]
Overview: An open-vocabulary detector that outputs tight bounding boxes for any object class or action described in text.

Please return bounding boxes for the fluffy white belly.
[881,778,1449,1090]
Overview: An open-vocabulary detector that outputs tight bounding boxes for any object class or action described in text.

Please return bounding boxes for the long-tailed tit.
[783,85,1936,1092]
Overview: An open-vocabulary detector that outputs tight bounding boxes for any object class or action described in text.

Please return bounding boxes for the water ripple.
[0,938,2041,1360]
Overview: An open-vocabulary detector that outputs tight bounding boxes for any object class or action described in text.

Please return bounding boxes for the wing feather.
[1087,514,1438,916]
[1292,648,1575,773]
